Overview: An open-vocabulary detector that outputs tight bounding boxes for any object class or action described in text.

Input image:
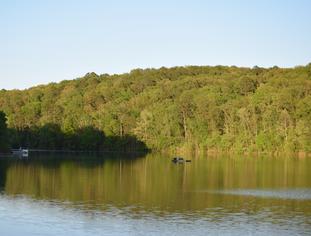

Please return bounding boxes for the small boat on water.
[12,148,29,158]
[172,157,191,163]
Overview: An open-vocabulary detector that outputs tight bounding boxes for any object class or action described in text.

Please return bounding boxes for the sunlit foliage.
[0,64,310,152]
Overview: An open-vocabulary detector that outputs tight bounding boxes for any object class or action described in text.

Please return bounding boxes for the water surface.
[0,154,310,235]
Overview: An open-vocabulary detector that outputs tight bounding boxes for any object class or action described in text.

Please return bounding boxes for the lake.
[0,153,310,235]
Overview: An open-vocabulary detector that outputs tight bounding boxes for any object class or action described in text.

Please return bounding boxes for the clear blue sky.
[1,0,311,89]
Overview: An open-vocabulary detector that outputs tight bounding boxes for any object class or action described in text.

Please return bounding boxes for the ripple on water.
[203,188,311,200]
[0,194,311,236]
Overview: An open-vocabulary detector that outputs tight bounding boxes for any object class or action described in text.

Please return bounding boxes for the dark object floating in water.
[172,157,191,163]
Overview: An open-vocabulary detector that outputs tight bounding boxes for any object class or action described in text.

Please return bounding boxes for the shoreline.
[1,149,310,159]
[162,147,311,158]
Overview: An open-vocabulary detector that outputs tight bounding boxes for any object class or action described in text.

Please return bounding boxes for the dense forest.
[0,64,311,153]
[0,111,8,152]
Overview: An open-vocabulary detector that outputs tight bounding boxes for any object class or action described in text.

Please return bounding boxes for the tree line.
[0,64,310,153]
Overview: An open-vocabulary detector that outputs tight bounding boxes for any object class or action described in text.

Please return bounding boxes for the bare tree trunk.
[119,122,123,137]
[182,111,187,140]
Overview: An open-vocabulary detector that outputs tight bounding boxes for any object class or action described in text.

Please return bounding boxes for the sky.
[1,0,311,90]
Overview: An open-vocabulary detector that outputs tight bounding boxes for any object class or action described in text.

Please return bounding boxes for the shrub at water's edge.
[0,64,311,153]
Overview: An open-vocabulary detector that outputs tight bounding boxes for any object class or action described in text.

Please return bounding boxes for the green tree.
[0,111,9,152]
[1,64,311,153]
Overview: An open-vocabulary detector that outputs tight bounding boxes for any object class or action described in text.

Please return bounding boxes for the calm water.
[0,154,311,235]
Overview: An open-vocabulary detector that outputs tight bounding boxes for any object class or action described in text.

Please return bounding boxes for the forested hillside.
[1,64,311,153]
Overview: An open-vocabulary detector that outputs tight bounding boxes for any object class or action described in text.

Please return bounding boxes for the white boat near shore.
[12,149,29,157]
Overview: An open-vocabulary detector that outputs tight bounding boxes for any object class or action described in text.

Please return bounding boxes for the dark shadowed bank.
[0,111,9,153]
[0,112,148,154]
[9,124,149,153]
[0,64,311,154]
